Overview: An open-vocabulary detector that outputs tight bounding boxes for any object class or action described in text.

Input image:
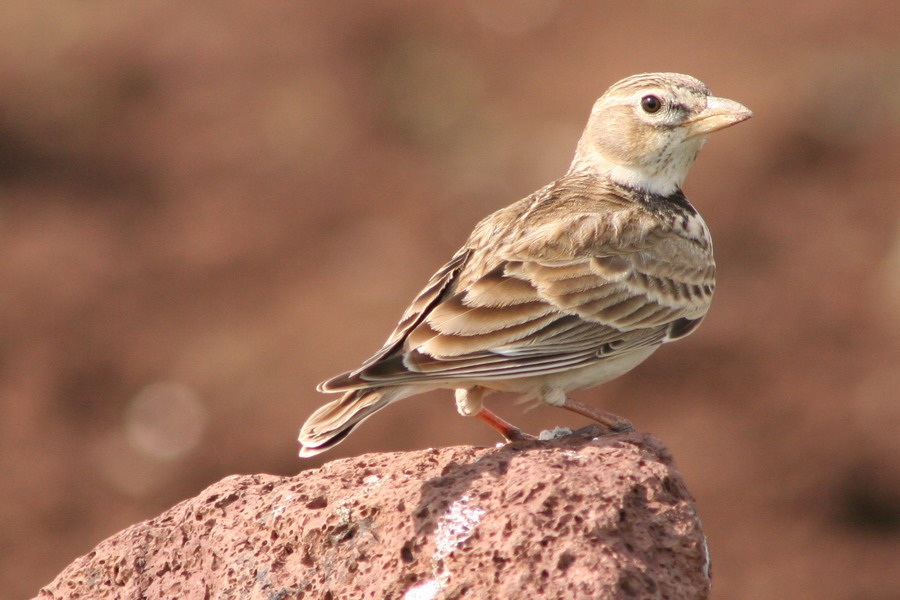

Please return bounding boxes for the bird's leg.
[476,407,533,442]
[456,386,534,442]
[560,397,634,433]
[542,388,634,433]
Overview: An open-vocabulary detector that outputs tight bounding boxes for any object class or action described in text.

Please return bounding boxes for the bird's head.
[570,72,753,196]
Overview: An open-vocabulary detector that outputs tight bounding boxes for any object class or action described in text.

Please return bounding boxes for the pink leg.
[560,397,634,433]
[476,407,535,441]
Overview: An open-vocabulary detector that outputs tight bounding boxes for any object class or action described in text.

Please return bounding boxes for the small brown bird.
[299,72,752,457]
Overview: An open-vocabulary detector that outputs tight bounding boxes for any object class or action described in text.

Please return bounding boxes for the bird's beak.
[685,96,753,138]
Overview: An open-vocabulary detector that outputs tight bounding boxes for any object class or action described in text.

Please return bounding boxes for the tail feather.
[298,387,400,457]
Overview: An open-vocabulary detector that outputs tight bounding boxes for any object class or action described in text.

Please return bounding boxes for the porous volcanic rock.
[34,430,711,599]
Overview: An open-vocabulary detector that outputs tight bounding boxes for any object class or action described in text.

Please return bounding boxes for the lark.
[299,73,752,457]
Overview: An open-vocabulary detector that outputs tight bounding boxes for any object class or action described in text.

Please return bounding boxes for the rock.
[33,430,711,599]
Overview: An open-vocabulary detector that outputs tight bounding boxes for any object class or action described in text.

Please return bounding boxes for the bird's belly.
[480,346,659,395]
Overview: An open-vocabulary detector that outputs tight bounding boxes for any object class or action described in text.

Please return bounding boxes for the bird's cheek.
[596,121,641,163]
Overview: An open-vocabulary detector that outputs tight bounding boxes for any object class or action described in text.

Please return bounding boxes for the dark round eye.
[640,95,662,113]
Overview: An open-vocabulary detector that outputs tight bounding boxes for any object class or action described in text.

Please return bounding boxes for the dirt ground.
[1,2,898,599]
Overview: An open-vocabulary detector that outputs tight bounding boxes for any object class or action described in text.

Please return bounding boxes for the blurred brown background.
[1,2,898,598]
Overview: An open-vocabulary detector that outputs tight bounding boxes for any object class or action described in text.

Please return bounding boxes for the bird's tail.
[298,387,402,458]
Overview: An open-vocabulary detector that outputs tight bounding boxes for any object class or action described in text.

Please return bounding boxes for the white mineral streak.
[403,494,485,599]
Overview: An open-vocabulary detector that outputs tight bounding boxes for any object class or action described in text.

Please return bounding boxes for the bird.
[298,72,752,458]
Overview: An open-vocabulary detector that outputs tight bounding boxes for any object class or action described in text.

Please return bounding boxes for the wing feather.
[320,175,715,391]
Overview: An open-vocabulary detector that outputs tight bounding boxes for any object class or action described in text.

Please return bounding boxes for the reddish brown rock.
[34,430,710,599]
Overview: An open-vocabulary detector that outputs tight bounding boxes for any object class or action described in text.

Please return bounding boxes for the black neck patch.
[616,183,697,218]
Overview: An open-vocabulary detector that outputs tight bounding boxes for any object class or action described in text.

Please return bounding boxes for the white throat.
[568,137,706,197]
[605,163,684,196]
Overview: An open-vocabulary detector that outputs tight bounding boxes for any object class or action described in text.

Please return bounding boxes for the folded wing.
[320,202,714,391]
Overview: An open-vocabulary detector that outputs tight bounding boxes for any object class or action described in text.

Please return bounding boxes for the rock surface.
[34,430,710,599]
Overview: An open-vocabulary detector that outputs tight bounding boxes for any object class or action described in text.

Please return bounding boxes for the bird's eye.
[640,95,662,113]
